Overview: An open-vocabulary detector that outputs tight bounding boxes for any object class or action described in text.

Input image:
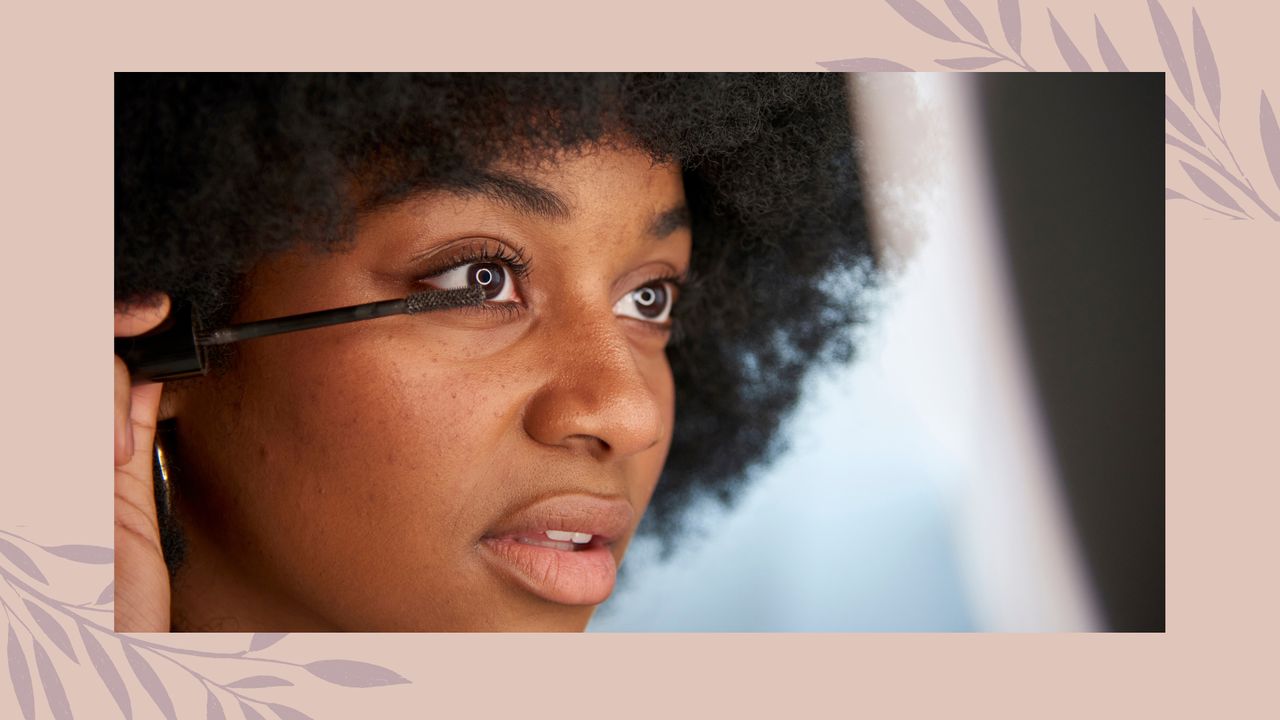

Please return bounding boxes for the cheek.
[249,330,518,513]
[634,353,678,510]
[186,329,526,613]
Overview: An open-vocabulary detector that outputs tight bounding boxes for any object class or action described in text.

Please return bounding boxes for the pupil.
[634,284,667,319]
[469,263,504,299]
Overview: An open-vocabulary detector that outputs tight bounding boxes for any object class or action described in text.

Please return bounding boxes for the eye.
[614,281,675,324]
[422,261,520,303]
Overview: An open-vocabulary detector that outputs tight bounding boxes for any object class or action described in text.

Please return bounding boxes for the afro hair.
[115,72,878,546]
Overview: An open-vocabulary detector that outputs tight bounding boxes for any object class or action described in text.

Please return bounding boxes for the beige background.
[0,0,1275,716]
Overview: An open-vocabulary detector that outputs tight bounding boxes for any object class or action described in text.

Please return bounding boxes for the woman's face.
[167,144,692,631]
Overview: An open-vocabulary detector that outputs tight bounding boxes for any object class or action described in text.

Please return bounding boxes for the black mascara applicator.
[116,286,487,384]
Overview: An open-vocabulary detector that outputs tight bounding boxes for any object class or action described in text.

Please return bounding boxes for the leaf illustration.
[123,644,177,720]
[1181,161,1245,213]
[885,0,960,42]
[44,544,114,564]
[0,538,48,584]
[1095,16,1129,72]
[32,641,73,720]
[1048,10,1092,71]
[1166,95,1204,146]
[21,599,77,664]
[1165,188,1187,200]
[1148,0,1194,105]
[1260,91,1280,194]
[998,0,1022,53]
[248,633,287,652]
[207,690,226,720]
[78,624,132,720]
[303,660,410,687]
[944,0,988,43]
[818,58,914,71]
[1165,132,1230,181]
[95,581,115,606]
[1165,132,1200,160]
[240,701,268,720]
[6,626,35,720]
[267,704,315,720]
[227,675,293,689]
[1191,10,1221,119]
[935,56,1001,70]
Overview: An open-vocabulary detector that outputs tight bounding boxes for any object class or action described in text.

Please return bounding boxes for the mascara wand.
[116,286,487,384]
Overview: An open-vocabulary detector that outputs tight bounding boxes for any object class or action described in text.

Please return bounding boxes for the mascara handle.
[114,301,206,384]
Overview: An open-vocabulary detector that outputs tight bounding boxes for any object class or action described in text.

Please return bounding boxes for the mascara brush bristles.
[199,286,487,346]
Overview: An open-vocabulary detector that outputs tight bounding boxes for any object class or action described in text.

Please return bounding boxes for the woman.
[114,73,876,631]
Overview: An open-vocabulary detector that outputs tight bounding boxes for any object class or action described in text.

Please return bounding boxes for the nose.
[522,316,666,461]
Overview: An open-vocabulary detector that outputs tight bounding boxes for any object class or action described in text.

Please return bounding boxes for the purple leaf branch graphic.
[1152,6,1279,220]
[1,530,410,720]
[944,0,988,43]
[32,641,74,720]
[1094,17,1129,72]
[823,2,1278,220]
[1182,161,1250,217]
[998,0,1021,54]
[1149,0,1195,105]
[935,57,1001,70]
[269,702,317,720]
[248,633,287,652]
[0,538,48,585]
[887,0,959,42]
[817,58,915,72]
[5,623,35,720]
[885,0,1036,70]
[1165,188,1244,220]
[1166,95,1205,146]
[1260,92,1280,195]
[1047,9,1092,72]
[207,689,228,720]
[303,660,410,688]
[1191,9,1221,121]
[79,624,132,719]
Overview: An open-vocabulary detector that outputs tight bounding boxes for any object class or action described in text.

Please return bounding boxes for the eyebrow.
[432,170,691,238]
[455,171,572,220]
[647,204,691,238]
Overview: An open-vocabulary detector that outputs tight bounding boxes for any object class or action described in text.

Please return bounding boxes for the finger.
[129,380,165,462]
[114,382,165,559]
[115,356,133,466]
[115,294,171,337]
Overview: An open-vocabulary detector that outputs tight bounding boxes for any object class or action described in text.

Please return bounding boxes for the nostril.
[562,433,612,456]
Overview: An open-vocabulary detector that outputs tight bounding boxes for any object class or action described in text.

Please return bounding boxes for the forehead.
[486,144,687,228]
[356,143,690,251]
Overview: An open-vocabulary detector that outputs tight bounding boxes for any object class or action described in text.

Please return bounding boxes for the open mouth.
[478,495,634,606]
[509,530,602,552]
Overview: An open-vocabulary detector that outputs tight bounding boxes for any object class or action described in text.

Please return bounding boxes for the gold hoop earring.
[150,418,186,575]
[153,431,173,517]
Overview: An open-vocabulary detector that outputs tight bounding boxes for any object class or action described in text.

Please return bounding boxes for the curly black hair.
[115,73,877,547]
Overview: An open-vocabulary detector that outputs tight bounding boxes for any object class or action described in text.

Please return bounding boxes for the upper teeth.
[545,530,593,543]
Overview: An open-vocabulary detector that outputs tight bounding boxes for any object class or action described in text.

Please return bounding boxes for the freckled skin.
[163,145,691,631]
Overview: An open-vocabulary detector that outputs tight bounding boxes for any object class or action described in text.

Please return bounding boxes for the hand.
[114,295,172,632]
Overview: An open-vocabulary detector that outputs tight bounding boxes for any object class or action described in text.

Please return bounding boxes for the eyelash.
[415,241,532,319]
[415,241,686,328]
[626,272,687,332]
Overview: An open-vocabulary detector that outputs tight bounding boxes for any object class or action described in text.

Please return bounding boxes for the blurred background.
[589,72,1163,632]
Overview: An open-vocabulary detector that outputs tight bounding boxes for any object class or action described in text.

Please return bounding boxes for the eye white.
[613,282,674,323]
[425,263,518,302]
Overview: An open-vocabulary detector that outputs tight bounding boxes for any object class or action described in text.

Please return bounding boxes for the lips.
[479,494,634,606]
